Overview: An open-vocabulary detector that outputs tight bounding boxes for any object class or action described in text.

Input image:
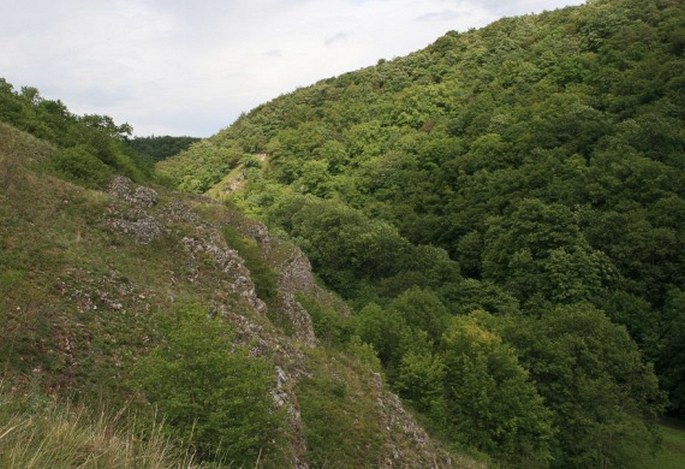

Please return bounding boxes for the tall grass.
[0,384,198,469]
[636,418,685,469]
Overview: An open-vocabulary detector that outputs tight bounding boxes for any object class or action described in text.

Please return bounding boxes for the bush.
[133,307,284,465]
[49,145,112,188]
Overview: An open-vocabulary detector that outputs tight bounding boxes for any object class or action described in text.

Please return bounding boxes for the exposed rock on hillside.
[101,176,463,467]
[108,177,163,243]
[109,175,158,208]
[181,236,267,315]
[373,373,455,468]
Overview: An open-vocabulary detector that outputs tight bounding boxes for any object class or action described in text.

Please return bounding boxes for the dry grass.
[0,384,198,469]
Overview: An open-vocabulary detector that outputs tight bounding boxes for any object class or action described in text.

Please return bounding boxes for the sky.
[1,0,586,137]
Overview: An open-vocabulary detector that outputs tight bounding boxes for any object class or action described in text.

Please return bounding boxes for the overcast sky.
[1,0,585,137]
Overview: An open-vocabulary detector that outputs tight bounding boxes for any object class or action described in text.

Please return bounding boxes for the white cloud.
[0,0,585,137]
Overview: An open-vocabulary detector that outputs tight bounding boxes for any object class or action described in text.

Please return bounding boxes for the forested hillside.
[159,0,685,466]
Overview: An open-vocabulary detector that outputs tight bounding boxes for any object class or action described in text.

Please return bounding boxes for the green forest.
[2,0,685,467]
[159,0,685,466]
[126,135,201,162]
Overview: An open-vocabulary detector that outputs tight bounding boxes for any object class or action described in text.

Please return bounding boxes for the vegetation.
[0,382,197,468]
[134,307,285,466]
[439,316,554,466]
[0,79,151,186]
[223,226,279,304]
[126,135,200,162]
[159,0,685,466]
[297,349,385,468]
[636,419,685,469]
[0,108,457,466]
[2,0,685,466]
[492,305,664,467]
[157,140,244,192]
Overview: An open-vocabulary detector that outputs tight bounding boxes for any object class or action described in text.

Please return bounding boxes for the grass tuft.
[0,383,198,469]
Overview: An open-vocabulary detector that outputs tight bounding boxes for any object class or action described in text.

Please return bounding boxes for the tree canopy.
[159,0,684,465]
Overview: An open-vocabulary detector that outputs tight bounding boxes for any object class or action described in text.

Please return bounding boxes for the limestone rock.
[110,210,162,244]
[181,236,267,315]
[108,176,158,208]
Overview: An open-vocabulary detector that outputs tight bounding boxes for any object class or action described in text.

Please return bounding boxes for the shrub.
[49,144,112,188]
[133,307,284,465]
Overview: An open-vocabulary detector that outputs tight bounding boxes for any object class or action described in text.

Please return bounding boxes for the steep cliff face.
[0,122,478,468]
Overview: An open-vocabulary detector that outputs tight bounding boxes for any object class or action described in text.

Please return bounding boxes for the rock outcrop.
[100,176,470,468]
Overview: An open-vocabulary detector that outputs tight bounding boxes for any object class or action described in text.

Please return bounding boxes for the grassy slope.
[636,419,685,469]
[1,122,192,400]
[0,124,199,467]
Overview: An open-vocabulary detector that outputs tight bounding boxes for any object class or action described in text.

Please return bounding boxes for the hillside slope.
[159,0,684,466]
[0,121,480,467]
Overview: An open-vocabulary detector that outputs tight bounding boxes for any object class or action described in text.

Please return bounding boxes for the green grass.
[223,226,279,304]
[297,348,385,469]
[636,418,685,469]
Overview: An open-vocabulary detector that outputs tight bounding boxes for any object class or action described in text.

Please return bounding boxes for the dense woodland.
[126,135,200,162]
[160,0,685,466]
[1,0,684,467]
